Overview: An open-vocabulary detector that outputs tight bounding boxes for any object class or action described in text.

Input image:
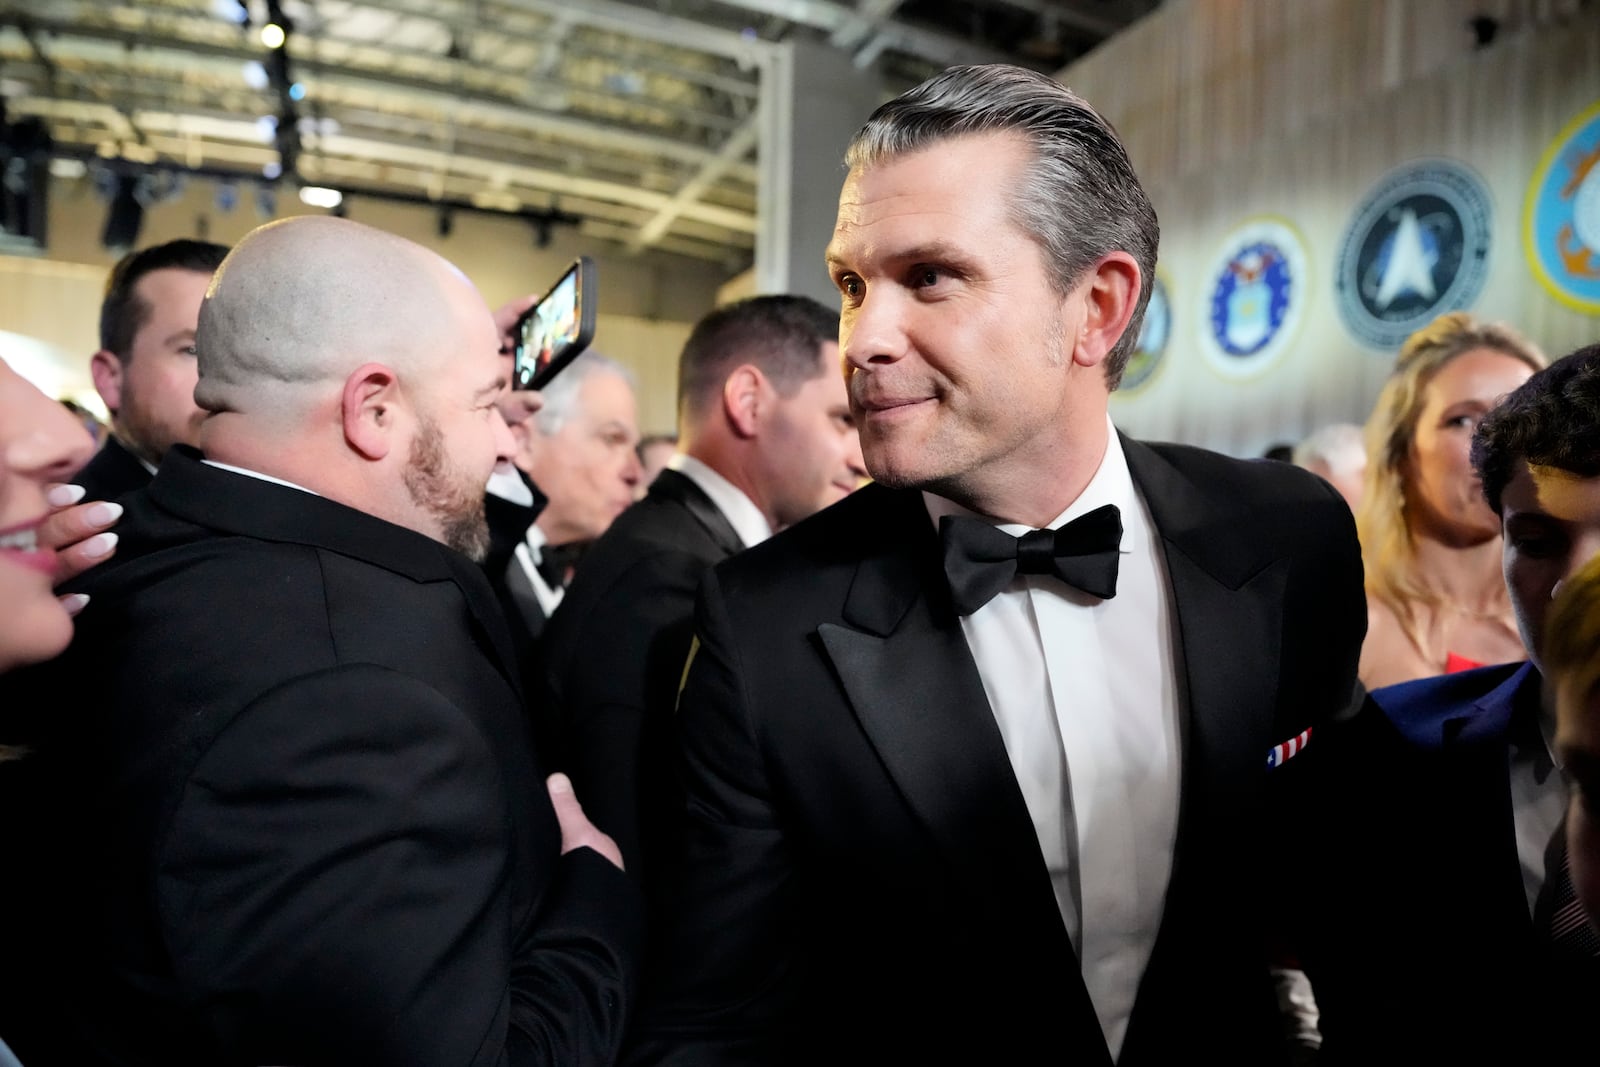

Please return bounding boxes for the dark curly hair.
[1471,343,1600,514]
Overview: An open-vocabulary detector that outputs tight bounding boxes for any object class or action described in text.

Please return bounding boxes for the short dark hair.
[678,295,839,420]
[98,239,230,359]
[845,64,1158,389]
[1472,343,1600,514]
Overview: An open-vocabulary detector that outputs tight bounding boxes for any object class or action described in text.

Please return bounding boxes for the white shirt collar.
[202,459,320,497]
[668,453,772,549]
[923,416,1133,535]
[484,462,534,506]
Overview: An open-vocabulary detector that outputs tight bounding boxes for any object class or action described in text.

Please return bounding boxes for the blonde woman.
[1357,312,1545,688]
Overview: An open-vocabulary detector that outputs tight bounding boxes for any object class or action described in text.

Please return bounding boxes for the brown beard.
[404,413,490,562]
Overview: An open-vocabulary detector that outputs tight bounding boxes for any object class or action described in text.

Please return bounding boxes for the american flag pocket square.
[1266,727,1312,769]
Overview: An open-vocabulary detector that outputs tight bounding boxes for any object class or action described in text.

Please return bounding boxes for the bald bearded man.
[4,218,640,1066]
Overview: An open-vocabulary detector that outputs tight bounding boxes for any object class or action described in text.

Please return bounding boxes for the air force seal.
[1118,272,1170,394]
[1201,218,1308,380]
[1524,99,1600,315]
[1336,160,1493,349]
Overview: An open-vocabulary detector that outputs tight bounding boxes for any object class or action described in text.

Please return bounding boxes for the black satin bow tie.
[939,504,1123,616]
[534,542,585,590]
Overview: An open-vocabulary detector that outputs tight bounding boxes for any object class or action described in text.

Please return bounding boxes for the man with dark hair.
[630,65,1363,1064]
[76,238,230,500]
[540,293,863,888]
[1310,344,1600,1064]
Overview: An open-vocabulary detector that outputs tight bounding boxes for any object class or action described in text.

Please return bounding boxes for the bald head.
[195,216,478,417]
[189,216,514,559]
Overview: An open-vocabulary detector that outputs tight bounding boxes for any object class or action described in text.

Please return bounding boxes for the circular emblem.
[1118,272,1170,393]
[1200,218,1308,380]
[1524,99,1600,314]
[1336,159,1493,349]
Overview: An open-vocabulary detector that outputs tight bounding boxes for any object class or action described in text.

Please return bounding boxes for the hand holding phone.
[514,257,598,390]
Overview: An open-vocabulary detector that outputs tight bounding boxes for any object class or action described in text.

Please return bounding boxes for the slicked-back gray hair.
[1293,423,1366,479]
[532,350,635,437]
[845,64,1158,388]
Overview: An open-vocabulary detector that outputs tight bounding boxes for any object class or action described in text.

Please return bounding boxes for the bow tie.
[534,542,585,590]
[939,504,1122,616]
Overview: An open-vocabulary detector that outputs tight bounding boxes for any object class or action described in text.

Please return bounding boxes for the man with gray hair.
[13,216,640,1066]
[484,351,642,655]
[632,64,1363,1064]
[1292,422,1366,512]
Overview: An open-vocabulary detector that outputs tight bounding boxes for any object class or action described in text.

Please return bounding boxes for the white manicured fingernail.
[81,532,118,559]
[85,501,124,526]
[47,484,87,507]
[60,593,90,616]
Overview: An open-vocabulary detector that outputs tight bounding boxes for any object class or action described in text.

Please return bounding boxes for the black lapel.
[1119,438,1288,1049]
[149,448,524,692]
[814,487,1104,1055]
[483,473,544,573]
[1123,437,1286,824]
[501,554,548,642]
[1438,664,1542,938]
[649,469,746,556]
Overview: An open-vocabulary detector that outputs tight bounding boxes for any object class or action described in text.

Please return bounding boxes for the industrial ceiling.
[1,0,1158,270]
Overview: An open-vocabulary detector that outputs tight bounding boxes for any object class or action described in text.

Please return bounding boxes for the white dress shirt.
[924,423,1181,1060]
[668,453,772,549]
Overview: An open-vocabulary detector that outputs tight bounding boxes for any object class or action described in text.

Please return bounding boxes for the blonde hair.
[1546,553,1600,715]
[1356,312,1545,654]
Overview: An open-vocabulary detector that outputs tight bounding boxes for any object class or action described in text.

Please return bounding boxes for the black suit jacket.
[7,449,641,1066]
[630,437,1365,1066]
[71,435,152,501]
[1308,662,1599,1063]
[541,469,745,883]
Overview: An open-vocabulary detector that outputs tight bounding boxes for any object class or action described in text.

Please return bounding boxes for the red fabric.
[1445,651,1485,674]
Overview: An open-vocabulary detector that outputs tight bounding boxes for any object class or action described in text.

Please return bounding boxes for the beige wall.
[0,173,723,433]
[1060,0,1600,454]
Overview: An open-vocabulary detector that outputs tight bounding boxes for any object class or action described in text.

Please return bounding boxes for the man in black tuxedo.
[630,64,1364,1065]
[1308,345,1600,1064]
[74,238,229,501]
[11,216,640,1066]
[541,295,863,884]
[485,353,642,652]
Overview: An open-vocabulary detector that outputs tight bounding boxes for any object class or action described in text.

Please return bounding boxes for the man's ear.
[341,362,403,461]
[721,364,767,439]
[1070,252,1141,370]
[89,350,124,416]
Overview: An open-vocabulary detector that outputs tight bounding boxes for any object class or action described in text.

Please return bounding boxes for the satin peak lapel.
[815,493,1061,926]
[1125,439,1285,797]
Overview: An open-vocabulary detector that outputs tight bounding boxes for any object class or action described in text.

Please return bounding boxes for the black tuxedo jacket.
[1308,662,1600,1063]
[71,435,152,501]
[541,469,745,884]
[630,437,1365,1066]
[8,449,641,1066]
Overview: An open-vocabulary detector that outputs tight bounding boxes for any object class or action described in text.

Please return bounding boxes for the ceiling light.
[298,185,342,209]
[261,23,286,49]
[242,61,269,90]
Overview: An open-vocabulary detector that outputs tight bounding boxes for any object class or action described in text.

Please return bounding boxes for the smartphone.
[513,256,598,390]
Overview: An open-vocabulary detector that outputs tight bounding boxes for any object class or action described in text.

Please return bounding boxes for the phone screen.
[514,257,596,390]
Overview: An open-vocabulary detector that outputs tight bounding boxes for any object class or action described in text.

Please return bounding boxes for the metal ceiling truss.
[1,0,1155,268]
